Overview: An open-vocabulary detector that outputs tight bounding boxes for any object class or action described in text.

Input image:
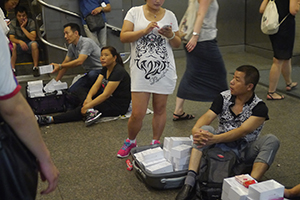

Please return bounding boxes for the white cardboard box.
[163,137,171,150]
[174,163,189,171]
[163,148,172,162]
[168,137,192,150]
[170,144,192,159]
[141,147,164,162]
[146,160,173,174]
[228,185,249,200]
[173,155,190,166]
[223,176,243,193]
[142,158,166,168]
[248,179,284,200]
[38,64,53,74]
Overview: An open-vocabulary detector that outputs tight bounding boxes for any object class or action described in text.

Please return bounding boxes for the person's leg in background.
[267,57,284,99]
[29,41,40,77]
[83,24,100,46]
[97,25,107,48]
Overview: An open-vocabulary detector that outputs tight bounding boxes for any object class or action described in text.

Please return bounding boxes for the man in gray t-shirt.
[51,23,102,105]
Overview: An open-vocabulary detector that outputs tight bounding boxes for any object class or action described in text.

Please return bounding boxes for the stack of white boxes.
[27,79,68,98]
[134,147,173,174]
[163,137,193,171]
[133,137,193,174]
[27,80,44,97]
[222,174,287,200]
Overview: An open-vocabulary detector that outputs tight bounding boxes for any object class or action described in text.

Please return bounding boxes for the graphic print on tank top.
[134,32,170,85]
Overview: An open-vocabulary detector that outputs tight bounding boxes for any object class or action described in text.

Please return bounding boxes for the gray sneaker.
[85,109,102,126]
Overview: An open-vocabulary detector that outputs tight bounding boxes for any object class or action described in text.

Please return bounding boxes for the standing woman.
[260,0,299,100]
[117,0,181,158]
[173,0,228,121]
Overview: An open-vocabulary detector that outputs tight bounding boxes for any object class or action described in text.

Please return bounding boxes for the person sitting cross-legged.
[176,65,280,200]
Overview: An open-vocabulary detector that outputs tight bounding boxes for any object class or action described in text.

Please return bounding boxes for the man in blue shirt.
[79,0,111,48]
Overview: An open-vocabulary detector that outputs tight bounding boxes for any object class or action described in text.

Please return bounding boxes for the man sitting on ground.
[51,23,102,106]
[9,6,39,76]
[176,65,280,200]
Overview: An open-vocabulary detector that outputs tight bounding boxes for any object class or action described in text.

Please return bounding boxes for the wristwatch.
[193,32,200,36]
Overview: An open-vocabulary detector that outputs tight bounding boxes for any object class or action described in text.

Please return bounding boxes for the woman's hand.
[185,36,198,52]
[144,22,159,35]
[158,26,173,39]
[83,97,92,107]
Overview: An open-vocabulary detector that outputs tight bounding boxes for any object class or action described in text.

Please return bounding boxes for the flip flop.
[173,112,195,121]
[267,92,284,100]
[286,82,298,91]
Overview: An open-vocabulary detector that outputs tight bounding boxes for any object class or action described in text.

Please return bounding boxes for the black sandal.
[267,92,284,100]
[173,112,195,121]
[286,82,298,91]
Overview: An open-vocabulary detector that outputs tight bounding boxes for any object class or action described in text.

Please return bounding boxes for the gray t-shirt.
[9,18,36,41]
[67,36,102,70]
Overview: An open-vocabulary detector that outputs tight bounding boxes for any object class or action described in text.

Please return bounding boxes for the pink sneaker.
[117,139,137,158]
[151,140,161,145]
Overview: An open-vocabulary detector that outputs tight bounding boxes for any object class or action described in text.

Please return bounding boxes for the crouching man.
[176,65,280,200]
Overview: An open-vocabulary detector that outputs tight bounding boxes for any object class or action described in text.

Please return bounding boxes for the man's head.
[230,65,260,95]
[15,6,28,25]
[63,23,81,44]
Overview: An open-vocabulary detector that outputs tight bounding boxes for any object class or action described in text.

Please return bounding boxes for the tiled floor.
[19,51,300,200]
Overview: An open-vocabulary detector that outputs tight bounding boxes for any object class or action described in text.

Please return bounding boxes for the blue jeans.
[67,69,101,107]
[69,69,101,93]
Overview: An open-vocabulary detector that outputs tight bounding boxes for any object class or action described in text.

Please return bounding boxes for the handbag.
[179,0,199,42]
[0,119,38,200]
[261,0,289,35]
[85,13,105,32]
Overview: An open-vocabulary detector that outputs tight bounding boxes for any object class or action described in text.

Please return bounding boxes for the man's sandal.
[286,82,298,91]
[173,112,195,121]
[267,92,284,100]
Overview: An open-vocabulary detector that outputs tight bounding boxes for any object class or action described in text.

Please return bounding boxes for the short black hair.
[236,65,260,91]
[15,5,27,16]
[63,23,81,36]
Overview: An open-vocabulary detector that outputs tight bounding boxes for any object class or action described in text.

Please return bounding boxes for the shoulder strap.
[279,13,290,25]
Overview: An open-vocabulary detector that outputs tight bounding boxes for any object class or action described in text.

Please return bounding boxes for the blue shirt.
[79,0,110,24]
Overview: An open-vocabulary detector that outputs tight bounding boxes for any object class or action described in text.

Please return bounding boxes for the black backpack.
[194,147,238,200]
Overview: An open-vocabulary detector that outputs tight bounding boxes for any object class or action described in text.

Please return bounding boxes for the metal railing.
[35,0,130,63]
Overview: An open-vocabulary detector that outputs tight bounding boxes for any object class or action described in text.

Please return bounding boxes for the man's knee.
[201,125,215,133]
[30,41,39,49]
[255,134,280,165]
[263,134,280,151]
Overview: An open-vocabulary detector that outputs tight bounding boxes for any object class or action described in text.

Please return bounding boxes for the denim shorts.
[16,40,38,54]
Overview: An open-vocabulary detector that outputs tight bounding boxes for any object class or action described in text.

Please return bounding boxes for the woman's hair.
[101,46,124,67]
